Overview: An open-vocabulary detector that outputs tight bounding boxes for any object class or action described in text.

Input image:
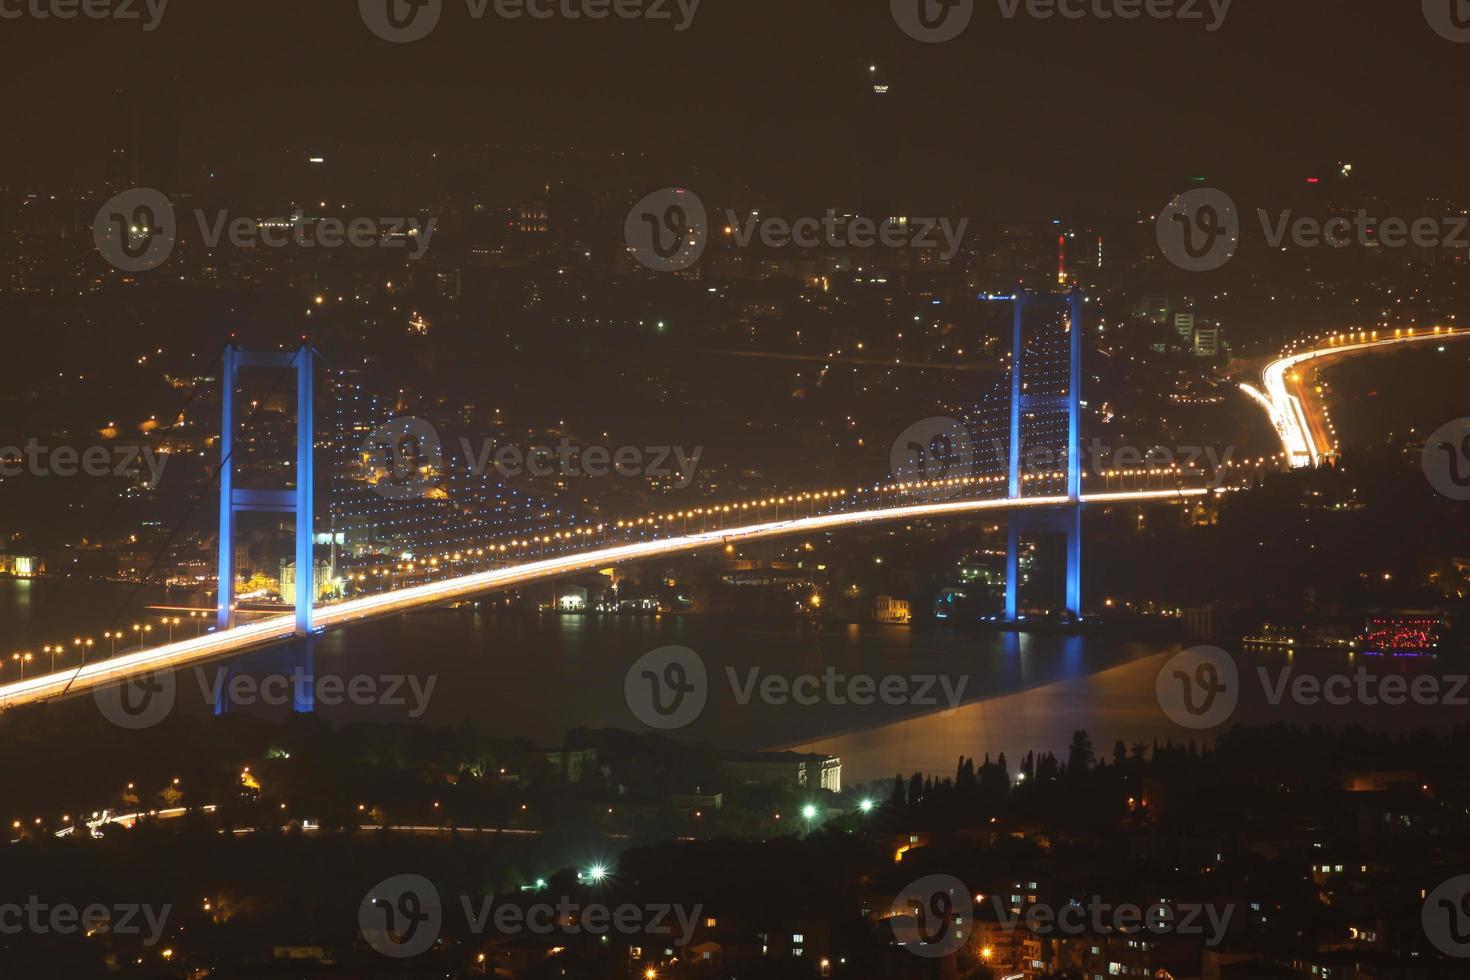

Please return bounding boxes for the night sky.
[5,0,1467,213]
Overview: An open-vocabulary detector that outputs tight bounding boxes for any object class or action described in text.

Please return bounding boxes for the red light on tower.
[1306,177,1321,184]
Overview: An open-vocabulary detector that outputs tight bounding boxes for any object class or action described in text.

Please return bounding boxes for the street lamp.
[12,652,33,680]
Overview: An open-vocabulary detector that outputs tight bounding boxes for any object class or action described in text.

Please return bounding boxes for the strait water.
[3,580,1465,787]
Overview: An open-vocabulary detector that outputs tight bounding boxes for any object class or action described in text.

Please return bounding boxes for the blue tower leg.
[1065,292,1083,620]
[214,665,233,715]
[294,345,315,637]
[212,640,314,715]
[217,344,236,631]
[294,641,314,713]
[1009,293,1026,501]
[1065,504,1082,619]
[1005,520,1021,620]
[1067,291,1083,502]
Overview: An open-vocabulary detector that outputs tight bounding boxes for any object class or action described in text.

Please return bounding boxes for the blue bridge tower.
[990,291,1084,622]
[215,343,317,713]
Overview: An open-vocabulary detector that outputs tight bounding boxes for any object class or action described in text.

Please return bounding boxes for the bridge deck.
[0,489,1218,710]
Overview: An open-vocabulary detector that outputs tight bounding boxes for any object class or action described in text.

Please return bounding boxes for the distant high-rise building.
[1192,322,1221,357]
[855,63,902,223]
[517,199,549,236]
[1139,296,1172,324]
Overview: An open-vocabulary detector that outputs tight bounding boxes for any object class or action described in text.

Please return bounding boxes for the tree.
[1066,730,1094,777]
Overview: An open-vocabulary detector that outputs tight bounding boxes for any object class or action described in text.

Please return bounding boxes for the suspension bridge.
[0,290,1232,711]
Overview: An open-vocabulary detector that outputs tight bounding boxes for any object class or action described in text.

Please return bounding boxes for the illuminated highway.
[1242,328,1469,468]
[0,488,1219,711]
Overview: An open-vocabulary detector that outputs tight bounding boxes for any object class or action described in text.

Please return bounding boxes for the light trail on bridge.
[0,488,1219,711]
[1242,328,1468,468]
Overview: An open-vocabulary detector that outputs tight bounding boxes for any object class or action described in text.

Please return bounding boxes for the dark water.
[1,581,1158,770]
[204,607,1164,766]
[6,581,1467,786]
[0,578,178,646]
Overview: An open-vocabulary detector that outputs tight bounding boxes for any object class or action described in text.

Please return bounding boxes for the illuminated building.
[722,752,841,792]
[871,595,911,624]
[0,554,41,577]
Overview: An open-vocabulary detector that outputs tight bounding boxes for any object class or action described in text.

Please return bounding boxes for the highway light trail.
[0,488,1219,711]
[1242,329,1469,469]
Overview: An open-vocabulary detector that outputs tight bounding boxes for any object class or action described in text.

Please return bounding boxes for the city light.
[1,10,1461,977]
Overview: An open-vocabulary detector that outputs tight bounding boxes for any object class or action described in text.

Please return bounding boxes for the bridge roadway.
[1242,328,1469,468]
[0,488,1218,711]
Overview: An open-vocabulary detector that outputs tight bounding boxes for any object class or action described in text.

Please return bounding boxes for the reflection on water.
[3,582,1161,773]
[249,610,1161,757]
[7,581,1463,789]
[792,645,1470,784]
